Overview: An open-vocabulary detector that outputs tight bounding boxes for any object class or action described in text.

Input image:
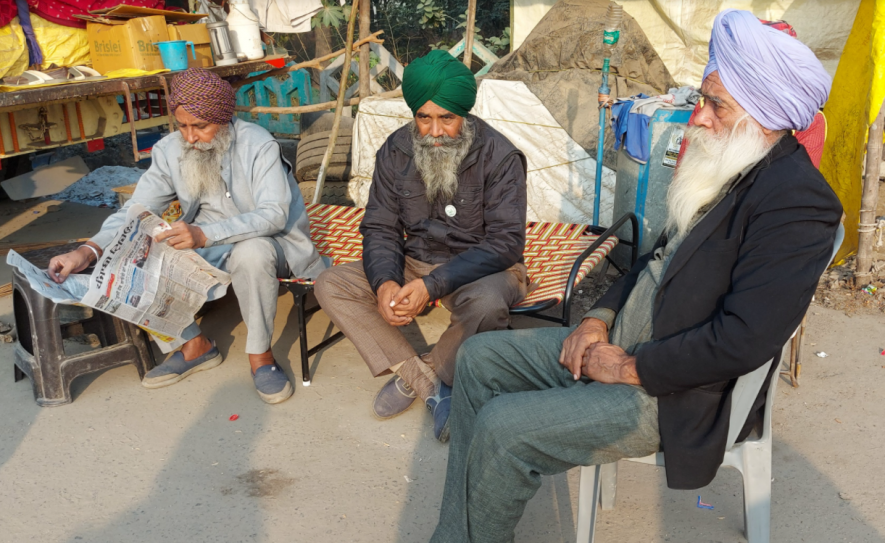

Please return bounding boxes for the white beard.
[666,117,774,239]
[410,119,475,204]
[179,124,232,200]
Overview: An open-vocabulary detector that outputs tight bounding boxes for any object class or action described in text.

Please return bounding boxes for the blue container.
[611,107,693,267]
[154,40,196,71]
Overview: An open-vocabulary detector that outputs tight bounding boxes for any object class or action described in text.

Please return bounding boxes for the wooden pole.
[234,89,402,115]
[232,31,384,90]
[359,0,371,99]
[463,0,477,69]
[313,1,361,205]
[856,98,885,286]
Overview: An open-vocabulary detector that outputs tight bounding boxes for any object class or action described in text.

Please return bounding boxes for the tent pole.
[463,0,477,68]
[855,98,885,286]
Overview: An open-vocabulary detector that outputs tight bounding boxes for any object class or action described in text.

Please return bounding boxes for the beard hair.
[179,124,233,200]
[666,116,775,239]
[410,118,475,204]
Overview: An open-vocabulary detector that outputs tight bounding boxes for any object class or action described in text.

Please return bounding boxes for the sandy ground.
[0,202,883,543]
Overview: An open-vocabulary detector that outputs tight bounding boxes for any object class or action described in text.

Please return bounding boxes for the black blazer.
[592,135,842,489]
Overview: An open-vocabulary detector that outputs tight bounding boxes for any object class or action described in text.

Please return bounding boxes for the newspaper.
[8,204,231,353]
[6,250,90,305]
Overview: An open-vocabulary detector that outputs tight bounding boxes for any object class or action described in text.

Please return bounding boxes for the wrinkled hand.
[377,281,411,327]
[559,317,609,380]
[391,278,430,320]
[47,246,97,284]
[154,221,207,250]
[581,343,641,385]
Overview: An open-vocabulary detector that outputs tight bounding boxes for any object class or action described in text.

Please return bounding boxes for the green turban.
[402,50,477,117]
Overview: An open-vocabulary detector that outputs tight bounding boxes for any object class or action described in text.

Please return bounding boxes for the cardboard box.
[166,24,215,69]
[87,15,169,74]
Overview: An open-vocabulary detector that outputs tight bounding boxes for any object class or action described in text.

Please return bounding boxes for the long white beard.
[410,119,475,204]
[179,124,233,199]
[666,117,774,239]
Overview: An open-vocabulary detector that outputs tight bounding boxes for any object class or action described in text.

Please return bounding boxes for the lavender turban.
[169,68,237,125]
[703,9,831,131]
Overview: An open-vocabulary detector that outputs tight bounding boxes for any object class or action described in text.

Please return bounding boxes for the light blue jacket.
[89,117,326,280]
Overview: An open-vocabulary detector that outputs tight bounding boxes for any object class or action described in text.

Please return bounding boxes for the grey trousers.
[181,237,287,354]
[314,257,527,386]
[431,327,660,543]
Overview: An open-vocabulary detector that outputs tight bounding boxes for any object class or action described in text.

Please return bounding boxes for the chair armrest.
[561,212,638,326]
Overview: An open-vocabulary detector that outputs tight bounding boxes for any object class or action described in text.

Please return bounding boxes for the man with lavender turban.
[703,9,831,131]
[48,68,325,405]
[430,10,843,543]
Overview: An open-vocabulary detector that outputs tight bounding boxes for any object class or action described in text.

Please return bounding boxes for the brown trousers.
[314,257,528,386]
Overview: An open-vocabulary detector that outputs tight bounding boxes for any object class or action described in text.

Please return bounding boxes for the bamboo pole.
[463,0,477,68]
[855,98,885,286]
[232,30,384,90]
[359,0,371,99]
[234,89,402,115]
[313,1,361,205]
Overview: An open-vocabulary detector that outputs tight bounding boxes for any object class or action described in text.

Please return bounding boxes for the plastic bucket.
[154,40,196,71]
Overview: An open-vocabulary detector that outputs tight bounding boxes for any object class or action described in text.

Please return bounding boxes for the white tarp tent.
[350,79,617,226]
[512,0,860,85]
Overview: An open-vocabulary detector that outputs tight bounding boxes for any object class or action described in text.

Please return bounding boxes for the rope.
[515,68,668,94]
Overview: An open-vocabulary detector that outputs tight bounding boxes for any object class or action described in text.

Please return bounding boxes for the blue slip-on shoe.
[425,382,453,443]
[142,341,223,389]
[372,375,418,420]
[252,362,294,404]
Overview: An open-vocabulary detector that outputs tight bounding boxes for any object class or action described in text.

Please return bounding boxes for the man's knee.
[454,332,510,389]
[314,264,352,300]
[315,262,372,301]
[451,284,511,319]
[229,238,276,274]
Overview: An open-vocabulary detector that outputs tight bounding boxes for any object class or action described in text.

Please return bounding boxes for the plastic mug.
[154,40,196,71]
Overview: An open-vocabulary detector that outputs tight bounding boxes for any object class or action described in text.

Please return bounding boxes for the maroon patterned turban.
[168,68,237,125]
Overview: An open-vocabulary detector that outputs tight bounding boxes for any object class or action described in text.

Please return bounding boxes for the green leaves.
[311,1,350,29]
[417,0,445,29]
[486,26,510,54]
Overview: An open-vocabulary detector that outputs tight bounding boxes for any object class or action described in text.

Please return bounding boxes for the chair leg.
[575,465,602,543]
[741,444,772,543]
[294,292,311,386]
[14,363,25,382]
[599,462,618,510]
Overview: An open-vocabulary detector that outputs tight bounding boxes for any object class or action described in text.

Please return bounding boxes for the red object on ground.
[29,0,166,29]
[87,138,105,152]
[229,414,239,421]
[264,57,286,69]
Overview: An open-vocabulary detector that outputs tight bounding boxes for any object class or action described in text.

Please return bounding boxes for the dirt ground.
[0,199,883,542]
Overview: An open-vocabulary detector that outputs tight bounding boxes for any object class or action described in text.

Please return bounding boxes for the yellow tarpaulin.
[820,0,885,263]
[31,13,91,69]
[0,17,27,80]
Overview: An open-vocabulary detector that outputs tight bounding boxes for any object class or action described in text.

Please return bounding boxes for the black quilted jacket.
[360,116,527,300]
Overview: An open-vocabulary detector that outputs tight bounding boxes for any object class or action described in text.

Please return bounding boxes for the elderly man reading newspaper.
[46,68,326,405]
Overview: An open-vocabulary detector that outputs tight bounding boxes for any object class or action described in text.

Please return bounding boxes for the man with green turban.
[315,50,529,441]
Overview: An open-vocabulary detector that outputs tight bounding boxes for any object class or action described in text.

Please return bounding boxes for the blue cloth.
[611,94,651,164]
[16,0,42,67]
[703,9,831,131]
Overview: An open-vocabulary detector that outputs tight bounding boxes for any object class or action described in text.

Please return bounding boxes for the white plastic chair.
[574,224,844,543]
